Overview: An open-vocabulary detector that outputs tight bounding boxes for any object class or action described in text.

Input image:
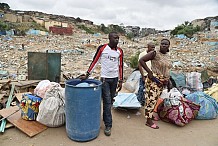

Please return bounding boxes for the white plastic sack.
[160,88,170,99]
[186,72,203,91]
[36,83,65,127]
[168,88,183,106]
[34,80,52,98]
[165,88,184,116]
[123,70,141,93]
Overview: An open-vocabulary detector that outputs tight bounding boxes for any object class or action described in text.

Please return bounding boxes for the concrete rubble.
[0,31,218,82]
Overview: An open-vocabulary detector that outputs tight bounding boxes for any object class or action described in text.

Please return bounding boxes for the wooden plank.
[15,92,32,102]
[0,80,18,84]
[0,80,40,91]
[13,80,40,88]
[0,106,47,137]
[0,106,20,117]
[5,122,14,129]
[0,84,15,133]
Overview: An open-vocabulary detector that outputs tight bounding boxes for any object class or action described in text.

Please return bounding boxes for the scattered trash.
[135,111,141,116]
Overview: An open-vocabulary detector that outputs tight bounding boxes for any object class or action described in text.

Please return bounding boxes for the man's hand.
[142,76,146,82]
[79,73,89,80]
[117,81,123,92]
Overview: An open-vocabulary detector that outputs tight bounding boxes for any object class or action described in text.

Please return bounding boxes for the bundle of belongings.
[20,94,42,120]
[36,81,65,127]
[20,80,65,127]
[155,70,218,126]
[157,88,201,126]
[186,92,218,120]
[116,70,218,127]
[204,83,218,102]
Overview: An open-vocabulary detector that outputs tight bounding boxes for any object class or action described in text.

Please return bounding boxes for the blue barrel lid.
[65,79,102,87]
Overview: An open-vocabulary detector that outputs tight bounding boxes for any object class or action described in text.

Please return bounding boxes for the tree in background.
[100,24,106,32]
[171,21,200,38]
[108,24,125,34]
[129,51,140,69]
[0,22,10,31]
[126,32,134,40]
[75,17,82,23]
[77,24,95,34]
[0,3,10,10]
[99,24,126,35]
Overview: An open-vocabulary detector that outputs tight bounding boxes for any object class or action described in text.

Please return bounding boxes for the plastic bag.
[186,72,203,91]
[34,80,52,98]
[123,70,141,93]
[186,92,218,119]
[36,83,65,127]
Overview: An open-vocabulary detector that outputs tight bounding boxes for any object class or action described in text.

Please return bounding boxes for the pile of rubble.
[0,32,141,81]
[0,31,217,82]
[170,32,218,75]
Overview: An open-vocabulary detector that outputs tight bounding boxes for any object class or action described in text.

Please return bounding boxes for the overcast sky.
[2,0,218,30]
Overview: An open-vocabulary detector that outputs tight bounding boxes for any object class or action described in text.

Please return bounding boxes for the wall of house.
[3,13,18,22]
[17,15,23,23]
[49,26,72,35]
[23,15,31,22]
[45,20,62,30]
[32,17,44,26]
[62,22,68,27]
[26,29,48,35]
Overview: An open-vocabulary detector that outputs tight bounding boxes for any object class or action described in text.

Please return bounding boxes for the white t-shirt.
[87,44,123,80]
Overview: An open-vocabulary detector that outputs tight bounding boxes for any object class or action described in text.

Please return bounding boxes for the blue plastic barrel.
[65,79,102,141]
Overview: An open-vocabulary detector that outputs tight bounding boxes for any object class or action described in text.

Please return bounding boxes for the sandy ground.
[1,85,218,146]
[0,105,218,146]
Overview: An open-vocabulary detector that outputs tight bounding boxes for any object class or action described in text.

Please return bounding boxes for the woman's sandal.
[152,116,159,121]
[145,123,159,129]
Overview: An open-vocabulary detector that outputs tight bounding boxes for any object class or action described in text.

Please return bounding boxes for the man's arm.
[138,52,145,81]
[81,45,106,80]
[117,47,123,91]
[139,51,156,80]
[138,62,146,81]
[117,47,123,82]
[87,45,106,74]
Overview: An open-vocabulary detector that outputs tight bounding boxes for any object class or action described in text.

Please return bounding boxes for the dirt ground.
[0,105,218,146]
[1,86,218,146]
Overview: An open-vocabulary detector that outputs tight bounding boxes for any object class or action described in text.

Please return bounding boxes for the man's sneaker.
[104,127,111,136]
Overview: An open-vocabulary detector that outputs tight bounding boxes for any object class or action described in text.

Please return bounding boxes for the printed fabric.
[186,91,218,119]
[20,94,42,121]
[157,96,200,126]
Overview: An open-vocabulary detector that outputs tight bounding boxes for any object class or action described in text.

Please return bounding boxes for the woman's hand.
[147,71,154,80]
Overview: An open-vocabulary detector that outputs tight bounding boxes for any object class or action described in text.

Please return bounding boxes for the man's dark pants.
[137,76,145,106]
[101,77,118,128]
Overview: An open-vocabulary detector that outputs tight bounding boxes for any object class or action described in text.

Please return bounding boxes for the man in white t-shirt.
[137,42,155,106]
[80,32,123,136]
